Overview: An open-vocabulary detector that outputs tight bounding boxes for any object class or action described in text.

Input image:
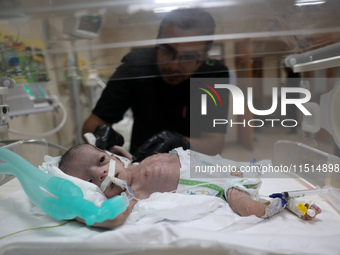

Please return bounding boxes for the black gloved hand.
[132,130,190,163]
[93,124,124,150]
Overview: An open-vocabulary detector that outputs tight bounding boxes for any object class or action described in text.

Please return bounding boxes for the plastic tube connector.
[268,193,287,207]
[307,209,316,217]
[298,203,307,215]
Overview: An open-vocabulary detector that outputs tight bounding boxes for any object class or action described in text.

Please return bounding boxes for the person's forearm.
[82,114,111,138]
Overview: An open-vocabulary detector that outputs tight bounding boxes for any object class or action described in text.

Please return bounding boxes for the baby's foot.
[301,204,322,220]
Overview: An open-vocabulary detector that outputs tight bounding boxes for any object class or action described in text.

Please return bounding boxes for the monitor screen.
[78,15,102,34]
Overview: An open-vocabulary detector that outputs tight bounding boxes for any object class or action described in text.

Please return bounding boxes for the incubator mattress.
[0,176,340,255]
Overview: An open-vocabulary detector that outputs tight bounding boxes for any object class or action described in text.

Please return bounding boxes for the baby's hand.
[286,197,322,220]
[111,146,133,160]
[301,204,322,220]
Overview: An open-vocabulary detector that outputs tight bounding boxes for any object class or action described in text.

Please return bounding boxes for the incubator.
[0,0,340,254]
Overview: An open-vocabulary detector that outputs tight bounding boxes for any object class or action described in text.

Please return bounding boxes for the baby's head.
[59,144,88,174]
[59,144,130,198]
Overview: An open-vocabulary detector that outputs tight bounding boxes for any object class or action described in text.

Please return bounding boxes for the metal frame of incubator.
[0,76,67,186]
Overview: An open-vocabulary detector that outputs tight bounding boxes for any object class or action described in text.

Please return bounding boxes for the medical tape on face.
[99,158,131,195]
[113,154,131,168]
[100,151,135,200]
[100,159,116,192]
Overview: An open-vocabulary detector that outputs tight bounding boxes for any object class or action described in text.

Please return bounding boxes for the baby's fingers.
[302,204,322,220]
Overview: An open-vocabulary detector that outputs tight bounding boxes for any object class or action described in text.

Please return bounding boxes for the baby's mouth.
[108,174,125,190]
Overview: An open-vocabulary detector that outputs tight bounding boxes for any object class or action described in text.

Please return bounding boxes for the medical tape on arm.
[262,198,286,218]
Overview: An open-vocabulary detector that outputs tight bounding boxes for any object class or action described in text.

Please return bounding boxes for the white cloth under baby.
[126,192,226,224]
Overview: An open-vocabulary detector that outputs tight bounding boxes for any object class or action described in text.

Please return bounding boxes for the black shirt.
[93,47,229,153]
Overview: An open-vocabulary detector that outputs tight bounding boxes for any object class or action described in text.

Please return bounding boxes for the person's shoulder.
[202,59,228,70]
[113,47,158,79]
[194,59,229,78]
[121,47,156,66]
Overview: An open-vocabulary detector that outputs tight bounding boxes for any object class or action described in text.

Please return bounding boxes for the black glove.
[132,130,190,163]
[93,124,124,150]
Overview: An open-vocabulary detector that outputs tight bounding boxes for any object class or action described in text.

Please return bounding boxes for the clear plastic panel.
[1,0,340,177]
[273,140,340,187]
[1,0,340,80]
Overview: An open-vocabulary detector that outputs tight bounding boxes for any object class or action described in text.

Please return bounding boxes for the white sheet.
[1,177,340,255]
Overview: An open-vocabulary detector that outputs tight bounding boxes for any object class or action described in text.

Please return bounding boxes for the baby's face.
[65,146,131,198]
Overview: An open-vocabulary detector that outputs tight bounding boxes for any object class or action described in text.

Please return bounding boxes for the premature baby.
[58,144,321,229]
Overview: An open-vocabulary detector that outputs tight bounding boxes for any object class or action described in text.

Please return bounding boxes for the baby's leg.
[227,188,266,217]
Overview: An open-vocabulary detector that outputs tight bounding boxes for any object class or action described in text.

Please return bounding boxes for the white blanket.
[1,178,340,255]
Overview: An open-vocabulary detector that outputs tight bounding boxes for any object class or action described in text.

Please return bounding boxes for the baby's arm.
[227,188,267,217]
[228,188,322,220]
[76,199,138,229]
[111,145,133,161]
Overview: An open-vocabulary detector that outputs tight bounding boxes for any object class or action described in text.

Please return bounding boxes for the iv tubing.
[280,186,331,199]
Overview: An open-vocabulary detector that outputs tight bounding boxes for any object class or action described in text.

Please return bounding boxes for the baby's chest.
[135,162,180,196]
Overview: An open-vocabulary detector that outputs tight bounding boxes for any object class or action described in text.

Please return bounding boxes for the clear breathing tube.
[0,147,128,226]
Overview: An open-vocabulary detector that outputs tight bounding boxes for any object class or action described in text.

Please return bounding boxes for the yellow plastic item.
[297,203,307,215]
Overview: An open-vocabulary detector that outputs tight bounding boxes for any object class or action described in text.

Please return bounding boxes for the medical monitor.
[63,14,103,39]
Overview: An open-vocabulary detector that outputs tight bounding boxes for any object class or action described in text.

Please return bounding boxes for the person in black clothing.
[82,8,230,158]
[285,67,301,134]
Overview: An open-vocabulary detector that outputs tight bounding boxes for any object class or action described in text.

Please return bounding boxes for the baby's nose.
[98,169,108,181]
